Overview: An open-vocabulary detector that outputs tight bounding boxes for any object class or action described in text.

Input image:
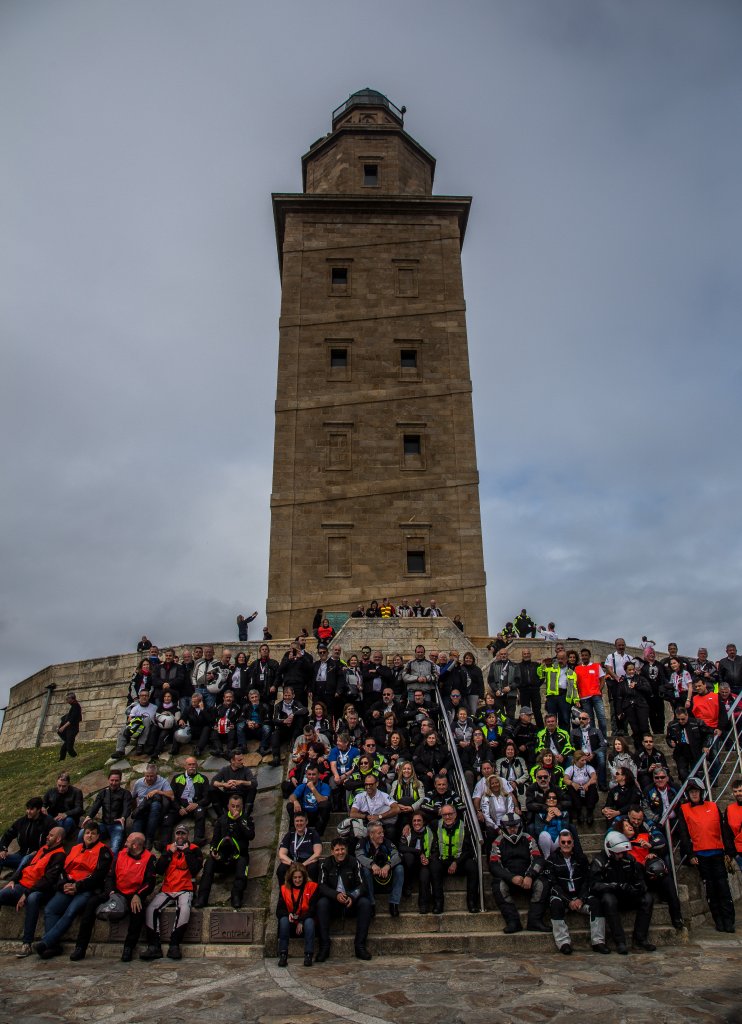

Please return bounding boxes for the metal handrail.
[660,688,742,891]
[433,684,485,911]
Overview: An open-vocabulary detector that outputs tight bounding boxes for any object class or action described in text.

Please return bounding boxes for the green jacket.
[537,664,579,704]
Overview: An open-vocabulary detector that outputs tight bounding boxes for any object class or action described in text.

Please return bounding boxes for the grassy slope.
[0,741,112,831]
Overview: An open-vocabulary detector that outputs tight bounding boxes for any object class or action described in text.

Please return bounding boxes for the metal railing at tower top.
[433,684,485,912]
[660,689,742,891]
[332,89,404,124]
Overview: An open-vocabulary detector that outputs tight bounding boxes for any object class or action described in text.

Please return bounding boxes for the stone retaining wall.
[0,625,657,753]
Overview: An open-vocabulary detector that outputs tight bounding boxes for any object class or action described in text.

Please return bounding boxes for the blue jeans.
[42,891,91,947]
[278,915,315,956]
[1,852,32,872]
[133,799,164,841]
[580,695,608,738]
[0,885,49,944]
[195,686,216,709]
[241,722,272,752]
[545,693,572,731]
[589,747,608,788]
[362,863,405,906]
[78,821,125,856]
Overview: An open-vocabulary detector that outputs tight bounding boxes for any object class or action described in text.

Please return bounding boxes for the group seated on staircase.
[1,635,741,965]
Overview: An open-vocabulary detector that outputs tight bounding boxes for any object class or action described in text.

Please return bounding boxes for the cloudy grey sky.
[2,0,741,707]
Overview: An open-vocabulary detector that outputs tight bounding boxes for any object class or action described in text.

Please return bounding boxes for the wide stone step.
[350,904,682,934]
[0,904,266,949]
[284,924,684,957]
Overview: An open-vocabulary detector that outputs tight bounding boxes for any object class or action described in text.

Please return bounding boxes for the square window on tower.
[403,434,421,456]
[407,550,426,574]
[330,348,348,368]
[400,349,417,369]
[363,164,379,187]
[331,267,348,288]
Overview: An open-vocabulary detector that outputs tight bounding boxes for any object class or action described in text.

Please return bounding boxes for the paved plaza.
[1,928,740,1024]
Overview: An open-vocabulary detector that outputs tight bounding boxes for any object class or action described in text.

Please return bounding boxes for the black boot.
[526,903,550,933]
[139,944,163,961]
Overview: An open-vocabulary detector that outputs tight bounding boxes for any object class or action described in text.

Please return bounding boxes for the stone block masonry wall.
[0,627,655,753]
[0,640,299,753]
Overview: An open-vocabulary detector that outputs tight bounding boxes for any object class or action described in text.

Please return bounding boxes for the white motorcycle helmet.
[155,711,175,730]
[174,727,192,745]
[604,831,632,856]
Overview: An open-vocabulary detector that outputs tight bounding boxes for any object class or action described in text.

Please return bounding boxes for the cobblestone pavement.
[0,930,740,1024]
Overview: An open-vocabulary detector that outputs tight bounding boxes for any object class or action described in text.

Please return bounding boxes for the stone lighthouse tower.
[267,88,488,636]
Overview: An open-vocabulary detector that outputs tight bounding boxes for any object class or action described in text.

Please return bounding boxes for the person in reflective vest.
[0,825,66,958]
[140,823,204,961]
[429,805,480,915]
[538,653,579,730]
[677,777,736,933]
[399,812,438,913]
[72,831,157,962]
[34,822,113,959]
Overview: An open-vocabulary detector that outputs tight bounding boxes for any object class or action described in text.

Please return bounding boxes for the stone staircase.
[271,725,742,959]
[271,806,690,959]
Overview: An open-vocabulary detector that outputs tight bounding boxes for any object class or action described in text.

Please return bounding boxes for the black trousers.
[315,894,372,949]
[696,854,735,928]
[271,716,308,757]
[622,704,650,747]
[647,693,665,734]
[430,855,478,906]
[598,889,654,944]
[164,805,207,843]
[59,729,79,759]
[519,686,544,729]
[672,746,695,782]
[287,802,330,836]
[197,852,249,903]
[401,851,434,909]
[76,891,145,951]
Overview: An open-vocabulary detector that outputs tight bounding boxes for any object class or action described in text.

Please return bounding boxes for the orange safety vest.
[726,803,742,854]
[628,833,652,866]
[690,693,718,730]
[114,848,154,895]
[681,801,723,852]
[64,841,104,882]
[19,845,65,890]
[280,880,318,919]
[162,845,198,893]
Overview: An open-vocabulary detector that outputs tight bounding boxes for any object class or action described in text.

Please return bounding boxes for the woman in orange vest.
[276,861,319,967]
[678,777,736,933]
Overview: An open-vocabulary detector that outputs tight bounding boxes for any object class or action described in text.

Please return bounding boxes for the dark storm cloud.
[1,1,740,710]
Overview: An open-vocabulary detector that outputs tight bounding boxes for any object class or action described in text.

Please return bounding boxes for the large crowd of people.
[2,627,741,966]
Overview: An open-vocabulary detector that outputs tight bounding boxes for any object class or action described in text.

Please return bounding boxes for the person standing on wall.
[58,692,82,761]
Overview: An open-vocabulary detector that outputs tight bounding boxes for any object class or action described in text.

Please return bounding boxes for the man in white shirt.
[604,638,632,733]
[350,775,400,831]
[538,623,559,642]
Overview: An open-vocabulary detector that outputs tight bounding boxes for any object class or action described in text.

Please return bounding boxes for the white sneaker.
[16,943,32,958]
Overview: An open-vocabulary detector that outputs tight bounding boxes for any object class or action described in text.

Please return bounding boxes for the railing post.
[665,815,679,895]
[434,684,485,912]
[34,683,56,748]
